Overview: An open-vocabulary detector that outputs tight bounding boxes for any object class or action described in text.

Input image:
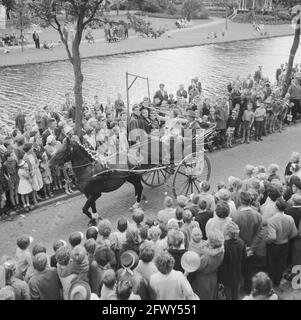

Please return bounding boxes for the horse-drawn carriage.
[50,122,215,225]
[139,125,214,198]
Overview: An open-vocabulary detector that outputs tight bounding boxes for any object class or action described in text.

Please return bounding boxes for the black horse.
[49,138,143,225]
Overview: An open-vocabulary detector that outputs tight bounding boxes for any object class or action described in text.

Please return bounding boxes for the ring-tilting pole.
[126,72,151,112]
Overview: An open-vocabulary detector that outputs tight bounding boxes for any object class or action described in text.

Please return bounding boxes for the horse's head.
[49,137,73,168]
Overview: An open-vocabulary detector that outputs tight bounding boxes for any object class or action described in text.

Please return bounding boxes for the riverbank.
[0,18,294,68]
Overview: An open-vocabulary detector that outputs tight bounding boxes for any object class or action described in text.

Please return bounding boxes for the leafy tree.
[27,0,117,136]
[108,0,127,16]
[211,0,239,29]
[182,0,203,21]
[10,0,32,51]
[1,0,15,19]
[127,12,165,37]
[26,0,156,136]
[283,5,301,96]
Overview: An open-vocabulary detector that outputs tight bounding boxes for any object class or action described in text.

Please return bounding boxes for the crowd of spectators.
[1,154,301,300]
[1,63,301,218]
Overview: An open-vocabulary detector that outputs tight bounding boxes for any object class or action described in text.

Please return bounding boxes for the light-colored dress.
[18,167,33,195]
[24,153,43,191]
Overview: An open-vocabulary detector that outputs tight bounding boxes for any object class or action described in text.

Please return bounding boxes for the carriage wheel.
[141,168,170,188]
[172,153,211,198]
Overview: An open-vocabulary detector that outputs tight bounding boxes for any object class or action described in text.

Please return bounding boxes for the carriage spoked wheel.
[141,167,171,187]
[172,152,211,198]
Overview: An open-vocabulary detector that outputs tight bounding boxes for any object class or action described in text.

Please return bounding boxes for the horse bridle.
[71,162,95,169]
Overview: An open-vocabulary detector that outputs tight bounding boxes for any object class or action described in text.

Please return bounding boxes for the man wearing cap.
[183,110,201,130]
[153,84,168,107]
[42,118,59,146]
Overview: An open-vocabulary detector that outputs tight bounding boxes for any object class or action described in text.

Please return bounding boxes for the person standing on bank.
[32,31,40,49]
[266,198,298,287]
[287,78,301,123]
[153,84,168,107]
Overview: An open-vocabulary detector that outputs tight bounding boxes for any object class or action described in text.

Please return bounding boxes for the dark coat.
[194,211,213,240]
[168,248,186,273]
[218,238,246,287]
[153,90,168,106]
[176,89,188,99]
[15,113,26,133]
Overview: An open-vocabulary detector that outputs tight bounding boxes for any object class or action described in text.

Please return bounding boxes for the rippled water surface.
[1,36,301,126]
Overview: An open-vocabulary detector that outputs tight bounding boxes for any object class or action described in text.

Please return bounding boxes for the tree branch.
[54,15,74,64]
[83,0,104,27]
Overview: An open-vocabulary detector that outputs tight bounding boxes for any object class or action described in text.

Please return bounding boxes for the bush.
[141,0,171,13]
[142,0,163,13]
[134,11,208,20]
[277,11,291,21]
[232,13,289,25]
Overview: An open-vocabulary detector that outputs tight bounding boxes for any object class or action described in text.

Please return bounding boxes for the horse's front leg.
[82,195,93,220]
[90,193,102,222]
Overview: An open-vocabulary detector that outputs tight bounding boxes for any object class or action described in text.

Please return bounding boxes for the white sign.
[0,5,6,30]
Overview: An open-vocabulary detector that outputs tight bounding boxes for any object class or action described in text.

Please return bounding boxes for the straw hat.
[181,251,201,273]
[120,250,139,270]
[68,281,91,300]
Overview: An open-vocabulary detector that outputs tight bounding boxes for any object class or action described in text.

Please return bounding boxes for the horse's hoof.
[83,211,92,220]
[87,219,97,227]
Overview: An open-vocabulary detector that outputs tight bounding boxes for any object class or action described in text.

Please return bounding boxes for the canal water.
[0,35,300,126]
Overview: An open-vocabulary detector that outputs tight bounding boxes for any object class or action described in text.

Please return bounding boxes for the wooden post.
[126,72,130,117]
[147,77,151,104]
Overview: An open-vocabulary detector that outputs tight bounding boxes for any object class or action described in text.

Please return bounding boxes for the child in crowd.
[84,238,97,266]
[241,102,254,144]
[180,210,194,250]
[3,151,20,212]
[69,231,84,249]
[254,102,266,141]
[15,235,33,280]
[50,240,66,268]
[86,226,98,241]
[40,151,53,199]
[0,159,9,218]
[132,208,145,231]
[226,109,238,148]
[17,160,33,212]
[99,269,117,300]
[267,164,280,182]
[97,219,113,246]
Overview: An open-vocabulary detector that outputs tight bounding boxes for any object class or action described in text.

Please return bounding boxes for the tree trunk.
[225,7,228,30]
[20,28,24,52]
[117,3,120,16]
[72,29,84,137]
[282,18,300,97]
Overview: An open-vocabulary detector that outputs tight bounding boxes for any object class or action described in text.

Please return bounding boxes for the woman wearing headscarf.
[187,230,225,300]
[218,221,246,300]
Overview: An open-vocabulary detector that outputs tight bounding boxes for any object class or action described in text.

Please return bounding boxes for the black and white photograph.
[0,0,301,305]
